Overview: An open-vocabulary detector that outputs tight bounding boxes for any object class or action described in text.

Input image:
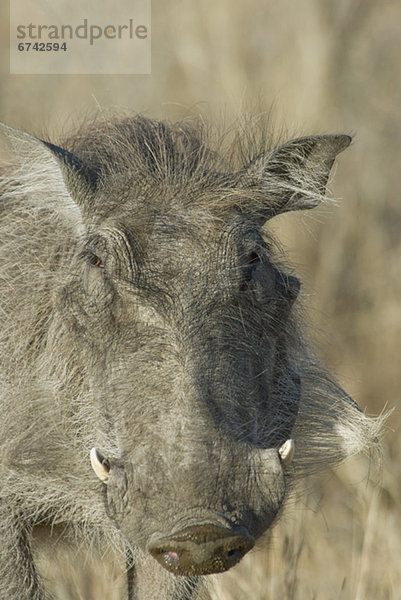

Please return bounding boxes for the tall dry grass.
[1,0,400,597]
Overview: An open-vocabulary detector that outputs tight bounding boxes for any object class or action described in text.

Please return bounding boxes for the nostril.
[224,543,249,567]
[161,551,179,566]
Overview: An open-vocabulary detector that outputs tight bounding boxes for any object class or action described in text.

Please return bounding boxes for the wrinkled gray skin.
[0,116,380,599]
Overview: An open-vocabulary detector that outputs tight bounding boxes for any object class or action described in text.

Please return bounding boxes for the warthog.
[0,114,380,599]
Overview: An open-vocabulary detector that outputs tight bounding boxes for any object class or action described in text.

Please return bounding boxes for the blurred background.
[1,0,400,598]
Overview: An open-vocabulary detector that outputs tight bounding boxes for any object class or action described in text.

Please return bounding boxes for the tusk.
[278,439,295,467]
[90,447,110,483]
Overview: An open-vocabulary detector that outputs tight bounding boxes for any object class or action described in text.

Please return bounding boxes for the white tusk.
[90,447,110,483]
[278,439,295,467]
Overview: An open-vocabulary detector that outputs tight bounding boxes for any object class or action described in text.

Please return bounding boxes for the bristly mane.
[64,116,223,179]
[56,114,288,219]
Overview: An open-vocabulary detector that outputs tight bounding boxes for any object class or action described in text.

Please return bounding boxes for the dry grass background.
[1,0,400,598]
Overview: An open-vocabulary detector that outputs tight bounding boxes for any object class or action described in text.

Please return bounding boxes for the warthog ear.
[0,122,97,227]
[242,135,351,220]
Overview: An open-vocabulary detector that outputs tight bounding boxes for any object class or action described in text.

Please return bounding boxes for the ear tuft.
[0,122,95,228]
[41,140,99,192]
[243,134,351,221]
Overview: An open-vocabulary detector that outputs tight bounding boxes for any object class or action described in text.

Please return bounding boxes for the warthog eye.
[88,254,105,269]
[247,251,261,266]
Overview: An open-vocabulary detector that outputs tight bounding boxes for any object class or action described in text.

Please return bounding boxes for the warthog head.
[0,115,380,584]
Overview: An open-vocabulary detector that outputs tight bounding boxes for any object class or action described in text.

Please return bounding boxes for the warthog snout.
[149,524,255,575]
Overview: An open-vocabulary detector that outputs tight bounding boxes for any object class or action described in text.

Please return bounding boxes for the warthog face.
[1,116,379,594]
[76,161,302,575]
